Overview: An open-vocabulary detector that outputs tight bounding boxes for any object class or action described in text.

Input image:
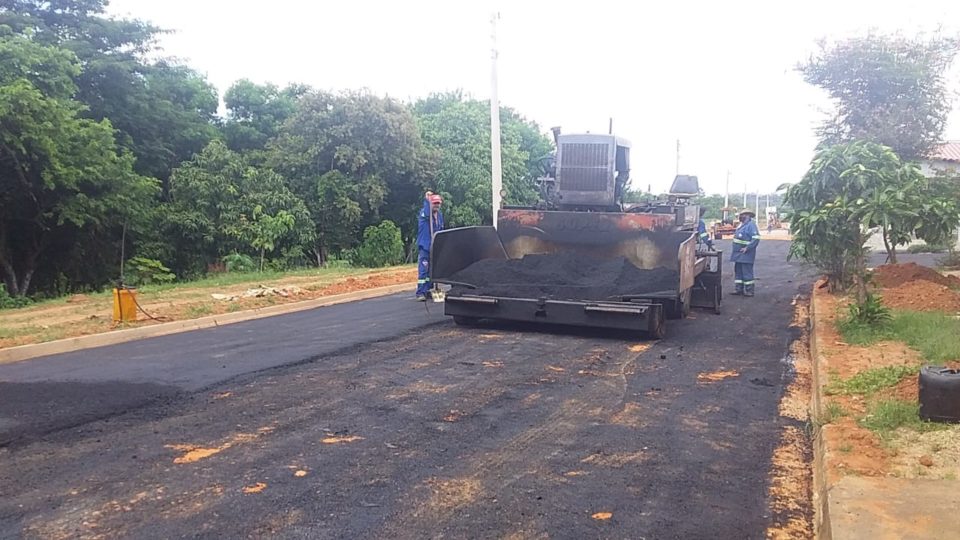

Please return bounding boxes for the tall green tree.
[412,92,553,228]
[0,0,220,189]
[783,141,960,297]
[270,90,424,264]
[159,141,313,276]
[799,33,960,159]
[223,79,307,154]
[0,32,157,296]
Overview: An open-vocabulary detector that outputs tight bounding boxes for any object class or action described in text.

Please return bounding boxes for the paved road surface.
[1,240,821,538]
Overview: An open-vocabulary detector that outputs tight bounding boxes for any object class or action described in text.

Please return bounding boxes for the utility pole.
[724,171,730,209]
[755,191,761,222]
[742,183,747,208]
[489,12,503,228]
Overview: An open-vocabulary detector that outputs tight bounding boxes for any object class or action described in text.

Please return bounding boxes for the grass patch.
[1,264,413,312]
[837,310,960,362]
[826,365,919,396]
[859,399,948,435]
[817,401,847,425]
[186,304,214,318]
[141,266,371,293]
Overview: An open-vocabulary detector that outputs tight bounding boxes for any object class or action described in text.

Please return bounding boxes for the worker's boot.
[744,284,755,297]
[731,284,744,296]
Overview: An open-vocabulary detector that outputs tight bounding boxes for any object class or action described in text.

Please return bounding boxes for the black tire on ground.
[649,308,665,339]
[453,316,479,326]
[919,366,960,423]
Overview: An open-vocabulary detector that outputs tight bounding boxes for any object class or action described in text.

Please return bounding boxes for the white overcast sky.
[107,0,960,196]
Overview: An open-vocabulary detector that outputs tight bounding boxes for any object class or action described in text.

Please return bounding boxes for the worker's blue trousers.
[734,263,755,293]
[416,248,431,297]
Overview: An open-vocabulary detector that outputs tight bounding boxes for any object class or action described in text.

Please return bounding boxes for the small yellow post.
[112,288,138,322]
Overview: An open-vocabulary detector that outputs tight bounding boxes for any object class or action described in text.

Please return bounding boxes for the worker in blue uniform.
[415,192,444,301]
[730,209,760,297]
[697,207,714,251]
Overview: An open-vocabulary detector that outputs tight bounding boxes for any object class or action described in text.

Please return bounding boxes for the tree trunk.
[1,259,18,297]
[18,269,34,298]
[259,248,265,273]
[882,228,897,264]
[852,256,867,307]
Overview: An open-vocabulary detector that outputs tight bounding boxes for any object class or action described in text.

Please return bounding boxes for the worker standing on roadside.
[697,207,714,251]
[415,192,444,301]
[730,209,760,296]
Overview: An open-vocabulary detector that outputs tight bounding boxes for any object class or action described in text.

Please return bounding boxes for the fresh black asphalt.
[1,241,929,538]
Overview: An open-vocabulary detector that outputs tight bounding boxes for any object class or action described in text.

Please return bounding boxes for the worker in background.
[697,207,714,251]
[731,209,760,297]
[415,192,444,301]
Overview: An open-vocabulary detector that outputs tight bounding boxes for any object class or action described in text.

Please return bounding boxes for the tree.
[694,195,726,220]
[160,141,313,276]
[1,0,220,190]
[412,92,553,229]
[799,33,960,160]
[233,207,296,272]
[783,141,960,300]
[349,221,405,268]
[223,79,307,154]
[270,90,423,264]
[0,32,157,296]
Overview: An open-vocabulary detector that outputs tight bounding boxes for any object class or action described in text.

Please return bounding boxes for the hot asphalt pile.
[448,252,679,301]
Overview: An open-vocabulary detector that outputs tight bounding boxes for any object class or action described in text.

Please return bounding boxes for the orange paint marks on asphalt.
[697,370,739,383]
[165,433,258,464]
[242,482,267,494]
[321,435,364,444]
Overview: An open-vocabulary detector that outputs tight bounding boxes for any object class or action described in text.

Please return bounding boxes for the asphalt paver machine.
[431,130,722,337]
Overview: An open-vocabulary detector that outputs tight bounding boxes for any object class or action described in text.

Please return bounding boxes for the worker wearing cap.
[697,207,714,251]
[415,192,444,301]
[730,209,760,296]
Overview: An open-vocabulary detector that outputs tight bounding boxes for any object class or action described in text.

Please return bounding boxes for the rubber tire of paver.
[918,366,960,423]
[649,307,665,340]
[453,316,479,326]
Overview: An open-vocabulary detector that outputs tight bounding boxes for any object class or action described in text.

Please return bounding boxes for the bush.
[936,249,960,269]
[0,287,32,310]
[349,220,405,268]
[125,257,176,286]
[846,291,891,326]
[906,243,948,254]
[222,253,256,273]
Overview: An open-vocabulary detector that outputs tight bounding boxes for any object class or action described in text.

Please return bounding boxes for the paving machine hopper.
[430,131,722,338]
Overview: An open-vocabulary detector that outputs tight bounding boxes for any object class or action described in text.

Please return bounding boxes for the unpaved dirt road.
[0,241,823,538]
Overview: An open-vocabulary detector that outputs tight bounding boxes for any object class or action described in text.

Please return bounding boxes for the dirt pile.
[879,281,960,313]
[871,263,960,289]
[447,252,679,301]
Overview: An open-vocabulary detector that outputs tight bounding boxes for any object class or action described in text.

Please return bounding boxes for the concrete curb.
[809,284,833,540]
[0,283,413,365]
